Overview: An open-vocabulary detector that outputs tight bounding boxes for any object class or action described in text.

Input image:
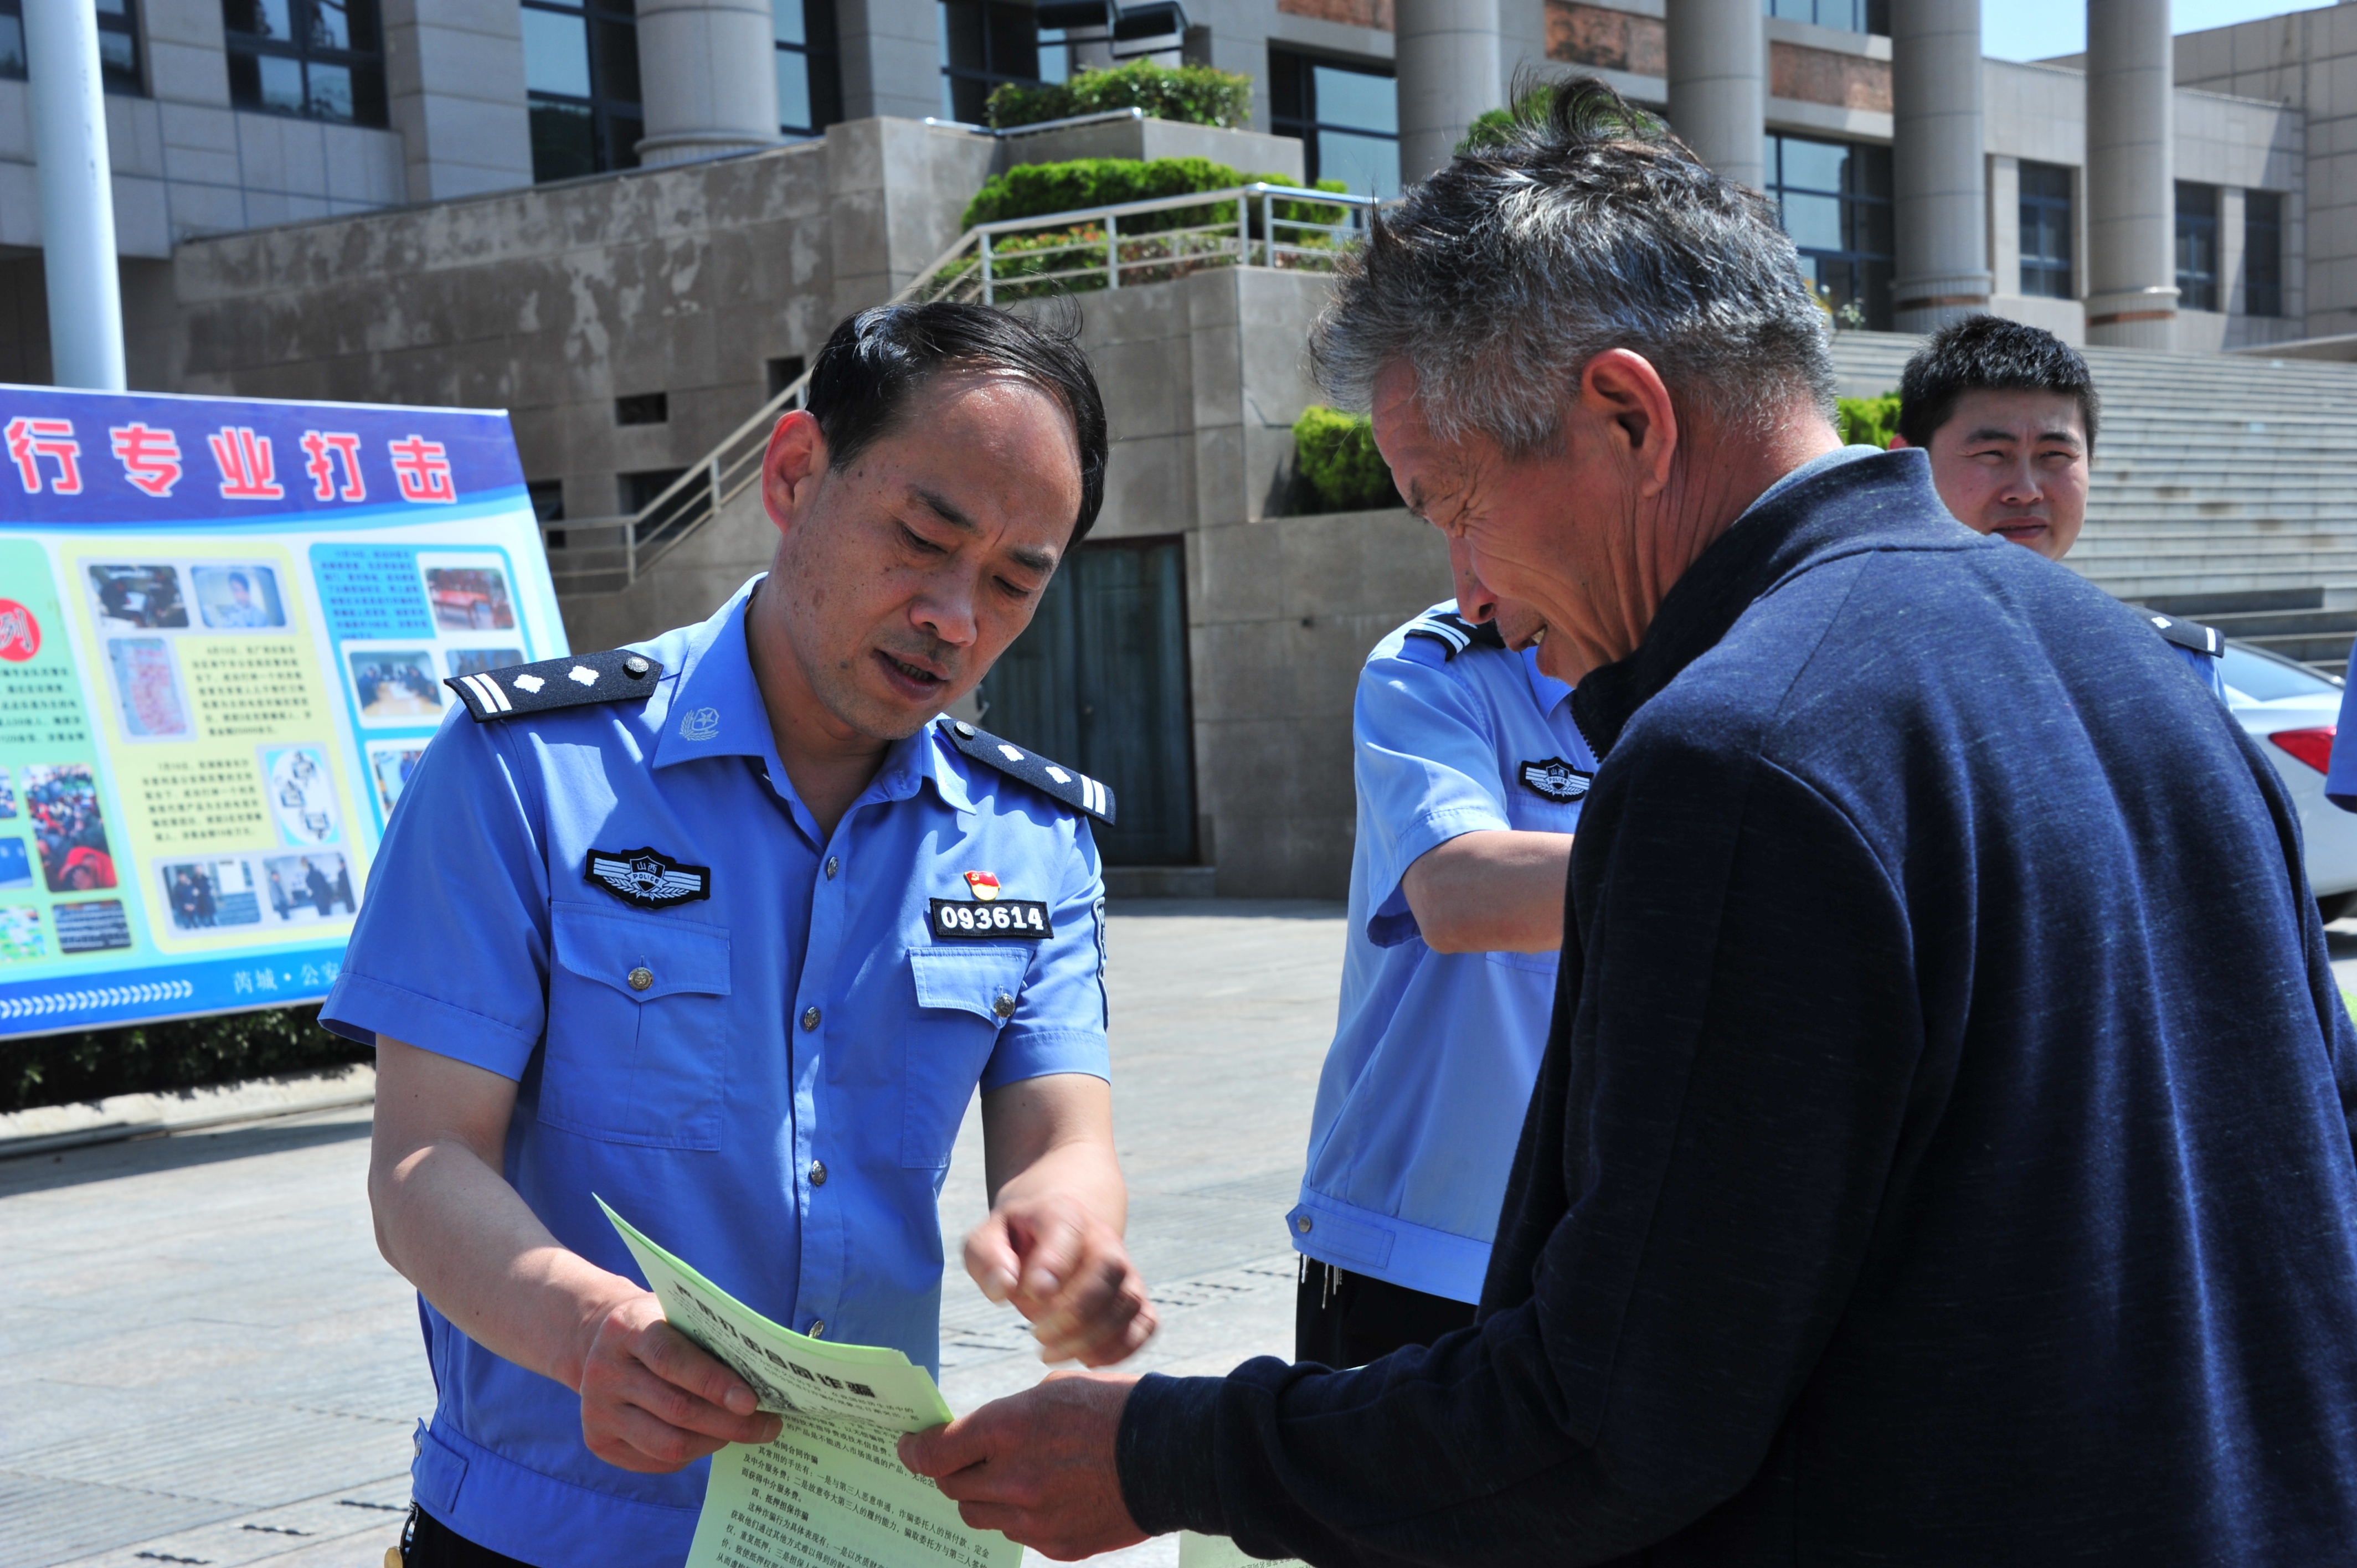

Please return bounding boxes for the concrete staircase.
[1828,332,2357,672]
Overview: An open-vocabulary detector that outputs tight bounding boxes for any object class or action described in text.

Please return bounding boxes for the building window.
[1763,0,1887,34]
[1766,133,1892,329]
[2176,180,2219,313]
[0,0,25,80]
[2245,189,2283,318]
[774,0,840,138]
[1268,49,1398,199]
[523,0,641,182]
[939,0,1041,125]
[2,0,143,87]
[2018,160,2073,300]
[223,0,385,122]
[614,391,667,425]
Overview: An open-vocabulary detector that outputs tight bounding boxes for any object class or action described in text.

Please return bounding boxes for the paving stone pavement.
[0,900,1346,1568]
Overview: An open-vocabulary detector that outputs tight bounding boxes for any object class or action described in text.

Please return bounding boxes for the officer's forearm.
[370,1035,642,1392]
[1400,829,1574,953]
[979,1072,1126,1228]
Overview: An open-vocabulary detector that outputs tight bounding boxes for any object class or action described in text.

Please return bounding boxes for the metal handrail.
[545,182,1379,597]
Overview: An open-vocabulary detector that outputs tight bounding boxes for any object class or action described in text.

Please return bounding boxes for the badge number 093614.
[929,898,1053,940]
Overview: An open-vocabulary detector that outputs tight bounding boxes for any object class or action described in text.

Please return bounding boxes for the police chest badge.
[586,846,712,909]
[931,871,1050,940]
[1517,757,1593,803]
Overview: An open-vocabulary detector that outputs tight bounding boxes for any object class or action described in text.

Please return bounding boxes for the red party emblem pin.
[963,870,1001,902]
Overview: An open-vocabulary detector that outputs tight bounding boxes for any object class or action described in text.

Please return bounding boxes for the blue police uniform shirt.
[320,577,1110,1567]
[2176,641,2228,703]
[2325,643,2357,811]
[1286,603,1595,1306]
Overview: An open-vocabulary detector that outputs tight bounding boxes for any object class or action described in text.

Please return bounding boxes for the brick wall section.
[1277,0,1393,29]
[1546,1,1665,78]
[1769,41,1892,112]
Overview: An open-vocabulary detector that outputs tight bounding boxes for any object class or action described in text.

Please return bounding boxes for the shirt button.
[992,992,1015,1019]
[624,654,650,678]
[809,1160,827,1187]
[627,967,653,992]
[825,856,838,880]
[808,1320,826,1338]
[801,1005,820,1030]
[1295,1215,1313,1234]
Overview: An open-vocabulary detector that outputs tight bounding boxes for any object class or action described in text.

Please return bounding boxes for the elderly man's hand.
[899,1371,1146,1560]
[965,1192,1159,1365]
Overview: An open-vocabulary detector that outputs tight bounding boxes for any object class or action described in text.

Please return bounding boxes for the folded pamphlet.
[600,1196,1018,1568]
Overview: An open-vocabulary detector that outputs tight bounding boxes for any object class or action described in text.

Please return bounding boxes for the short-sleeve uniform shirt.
[321,577,1109,1567]
[1288,603,1594,1304]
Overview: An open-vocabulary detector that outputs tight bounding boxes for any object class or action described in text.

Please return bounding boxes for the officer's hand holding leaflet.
[370,1037,785,1474]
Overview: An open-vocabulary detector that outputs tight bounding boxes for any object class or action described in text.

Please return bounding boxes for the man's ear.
[1887,433,1913,450]
[760,410,828,538]
[1579,349,1679,499]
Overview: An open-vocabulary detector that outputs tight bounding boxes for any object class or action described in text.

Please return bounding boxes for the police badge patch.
[585,847,712,909]
[1517,757,1593,803]
[929,897,1053,941]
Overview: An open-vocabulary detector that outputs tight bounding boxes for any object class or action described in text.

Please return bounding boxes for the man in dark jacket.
[900,79,2357,1565]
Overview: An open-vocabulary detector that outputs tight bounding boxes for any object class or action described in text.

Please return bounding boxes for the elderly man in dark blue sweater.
[900,79,2357,1564]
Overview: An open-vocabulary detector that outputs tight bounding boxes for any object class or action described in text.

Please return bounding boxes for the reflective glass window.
[1268,48,1397,199]
[224,0,385,122]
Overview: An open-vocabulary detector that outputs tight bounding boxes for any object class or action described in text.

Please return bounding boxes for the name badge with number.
[929,898,1053,940]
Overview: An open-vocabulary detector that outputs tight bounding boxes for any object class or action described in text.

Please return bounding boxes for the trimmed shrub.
[1,1005,368,1115]
[986,61,1254,131]
[1838,391,1902,449]
[1459,82,1661,154]
[1294,405,1399,513]
[964,156,1260,231]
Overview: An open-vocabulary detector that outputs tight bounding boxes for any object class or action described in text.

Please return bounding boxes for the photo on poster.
[0,838,28,890]
[424,563,516,631]
[106,637,193,739]
[446,647,524,679]
[191,564,287,630]
[0,907,44,962]
[0,765,14,818]
[23,764,116,893]
[158,858,264,931]
[87,564,189,630]
[54,899,132,953]
[263,852,355,923]
[367,742,429,815]
[264,745,339,845]
[346,649,445,724]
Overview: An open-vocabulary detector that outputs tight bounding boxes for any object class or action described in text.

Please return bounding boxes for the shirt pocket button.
[627,966,653,992]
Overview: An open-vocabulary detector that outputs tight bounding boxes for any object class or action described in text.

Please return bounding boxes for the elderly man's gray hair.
[1311,78,1836,454]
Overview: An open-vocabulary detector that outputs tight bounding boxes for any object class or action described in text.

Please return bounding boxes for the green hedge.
[1838,391,1901,449]
[0,1006,368,1116]
[986,61,1254,131]
[1294,405,1399,513]
[965,156,1267,231]
[1459,82,1661,154]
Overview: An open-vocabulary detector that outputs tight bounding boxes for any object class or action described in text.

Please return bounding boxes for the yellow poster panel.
[65,542,366,956]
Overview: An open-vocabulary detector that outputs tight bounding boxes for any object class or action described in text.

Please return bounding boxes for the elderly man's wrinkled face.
[1372,363,1612,683]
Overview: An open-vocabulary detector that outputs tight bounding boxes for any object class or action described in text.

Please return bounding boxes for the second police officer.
[1290,537,1595,1366]
[326,303,1155,1567]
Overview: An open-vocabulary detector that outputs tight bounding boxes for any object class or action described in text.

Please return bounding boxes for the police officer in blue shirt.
[1890,316,2227,699]
[328,303,1155,1568]
[1290,540,1594,1367]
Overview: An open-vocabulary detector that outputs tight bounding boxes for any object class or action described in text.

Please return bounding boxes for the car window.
[2222,642,2343,703]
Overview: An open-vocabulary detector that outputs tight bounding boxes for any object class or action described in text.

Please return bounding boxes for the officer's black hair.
[1896,315,2101,453]
[802,301,1109,543]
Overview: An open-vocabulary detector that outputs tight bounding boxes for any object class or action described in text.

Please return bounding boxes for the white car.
[2220,641,2357,919]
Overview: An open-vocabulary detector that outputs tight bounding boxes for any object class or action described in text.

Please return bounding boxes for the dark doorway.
[978,536,1195,865]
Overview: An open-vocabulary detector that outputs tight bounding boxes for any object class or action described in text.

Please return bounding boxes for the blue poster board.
[0,385,564,1037]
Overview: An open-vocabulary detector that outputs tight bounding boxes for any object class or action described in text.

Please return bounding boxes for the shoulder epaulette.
[2146,613,2224,659]
[1402,608,1507,661]
[936,719,1115,824]
[445,648,665,722]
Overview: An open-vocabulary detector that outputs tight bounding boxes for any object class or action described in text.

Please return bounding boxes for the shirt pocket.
[539,900,732,1150]
[901,947,1028,1169]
